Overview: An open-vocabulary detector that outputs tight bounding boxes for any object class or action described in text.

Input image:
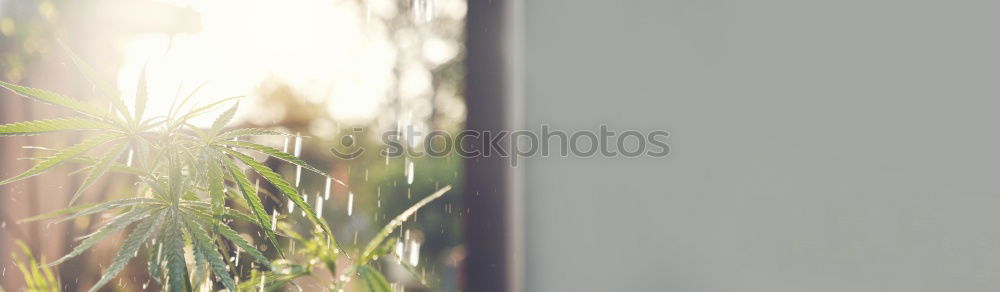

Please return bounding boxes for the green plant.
[10,241,61,292]
[1,45,450,292]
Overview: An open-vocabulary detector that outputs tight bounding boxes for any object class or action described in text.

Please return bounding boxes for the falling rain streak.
[347,191,355,216]
[294,134,303,187]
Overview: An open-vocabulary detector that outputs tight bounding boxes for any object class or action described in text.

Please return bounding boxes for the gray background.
[522,0,1000,291]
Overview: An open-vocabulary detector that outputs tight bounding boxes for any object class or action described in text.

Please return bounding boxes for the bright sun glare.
[114,0,464,127]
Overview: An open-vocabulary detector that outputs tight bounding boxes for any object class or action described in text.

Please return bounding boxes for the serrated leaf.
[172,96,241,129]
[0,117,113,136]
[210,102,238,136]
[57,198,161,222]
[217,128,295,140]
[148,241,163,286]
[185,218,237,291]
[360,186,451,263]
[17,202,96,223]
[206,153,226,217]
[70,141,127,205]
[219,141,344,187]
[59,40,131,123]
[88,210,165,292]
[0,133,121,186]
[48,205,161,267]
[0,80,112,120]
[202,215,270,268]
[162,214,191,292]
[358,266,391,292]
[220,148,331,239]
[167,82,206,123]
[180,201,259,227]
[222,158,281,255]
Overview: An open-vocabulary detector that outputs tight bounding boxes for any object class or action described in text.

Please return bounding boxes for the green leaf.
[220,148,332,240]
[0,117,113,136]
[59,40,131,122]
[88,211,165,292]
[161,214,191,292]
[222,158,281,255]
[70,141,127,205]
[17,202,97,223]
[360,186,451,263]
[0,80,112,120]
[48,205,161,267]
[373,237,397,258]
[199,215,270,268]
[185,218,237,291]
[217,128,295,140]
[57,197,161,222]
[210,101,238,136]
[219,140,342,184]
[358,266,392,292]
[148,241,163,286]
[180,201,259,227]
[0,133,121,186]
[167,82,206,123]
[206,153,226,217]
[172,96,241,129]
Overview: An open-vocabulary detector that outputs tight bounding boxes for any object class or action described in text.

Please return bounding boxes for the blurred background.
[0,0,468,290]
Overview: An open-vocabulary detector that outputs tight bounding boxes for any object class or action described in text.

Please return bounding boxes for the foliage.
[1,46,450,291]
[10,241,61,292]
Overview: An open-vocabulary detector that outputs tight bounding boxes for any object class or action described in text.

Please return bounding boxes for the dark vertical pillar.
[464,0,511,291]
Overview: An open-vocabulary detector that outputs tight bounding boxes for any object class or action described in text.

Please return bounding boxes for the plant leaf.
[48,205,161,267]
[17,202,97,223]
[88,210,165,292]
[0,133,122,186]
[189,212,270,268]
[161,214,191,292]
[0,80,112,120]
[220,147,331,239]
[59,40,131,122]
[172,96,241,129]
[217,128,296,140]
[185,218,237,291]
[70,141,127,205]
[0,117,113,136]
[219,141,345,187]
[58,197,161,222]
[210,101,238,136]
[361,186,451,263]
[222,158,281,255]
[206,153,226,217]
[358,266,392,292]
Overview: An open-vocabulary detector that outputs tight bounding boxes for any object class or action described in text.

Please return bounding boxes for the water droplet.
[407,161,415,184]
[324,177,332,200]
[315,193,324,218]
[347,191,354,216]
[294,134,303,187]
[126,149,134,167]
[302,194,308,217]
[271,209,277,231]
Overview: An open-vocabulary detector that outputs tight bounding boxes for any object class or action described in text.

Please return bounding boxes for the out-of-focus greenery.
[10,241,60,292]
